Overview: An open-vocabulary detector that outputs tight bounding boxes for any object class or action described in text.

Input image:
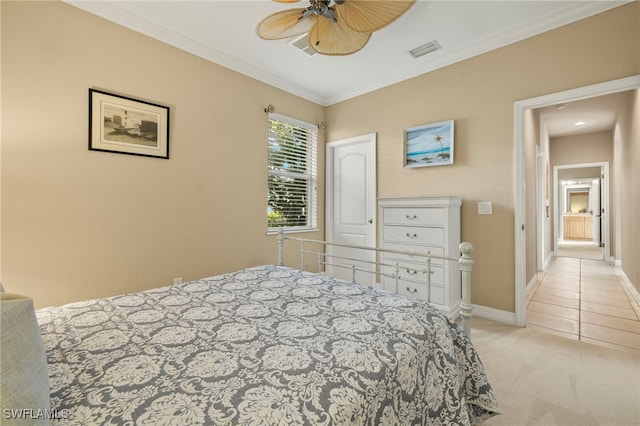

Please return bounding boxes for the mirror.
[569,191,589,213]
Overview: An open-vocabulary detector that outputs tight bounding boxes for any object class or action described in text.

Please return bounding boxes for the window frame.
[267,112,318,235]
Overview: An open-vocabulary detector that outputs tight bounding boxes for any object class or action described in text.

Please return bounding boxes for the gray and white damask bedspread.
[37,265,500,425]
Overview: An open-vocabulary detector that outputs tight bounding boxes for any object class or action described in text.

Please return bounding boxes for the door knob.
[368,218,374,223]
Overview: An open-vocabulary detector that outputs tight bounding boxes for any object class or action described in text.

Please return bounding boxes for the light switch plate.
[478,201,493,215]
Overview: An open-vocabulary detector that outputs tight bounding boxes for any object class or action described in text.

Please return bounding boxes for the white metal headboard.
[277,229,474,337]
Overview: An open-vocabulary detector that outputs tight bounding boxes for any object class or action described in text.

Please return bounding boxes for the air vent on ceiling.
[408,40,441,58]
[291,35,317,57]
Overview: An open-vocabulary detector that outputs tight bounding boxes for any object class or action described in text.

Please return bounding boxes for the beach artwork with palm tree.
[404,120,454,168]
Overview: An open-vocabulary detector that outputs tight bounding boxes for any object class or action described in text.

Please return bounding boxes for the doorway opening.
[514,75,640,327]
[554,162,607,262]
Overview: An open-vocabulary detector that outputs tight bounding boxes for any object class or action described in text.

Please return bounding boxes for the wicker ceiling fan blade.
[256,8,315,40]
[336,0,416,33]
[308,18,371,56]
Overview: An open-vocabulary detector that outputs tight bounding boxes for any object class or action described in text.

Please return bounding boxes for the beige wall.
[326,2,639,312]
[1,1,325,308]
[541,119,553,267]
[551,131,614,256]
[0,0,3,288]
[551,132,614,167]
[524,109,540,286]
[616,89,640,292]
[2,1,639,312]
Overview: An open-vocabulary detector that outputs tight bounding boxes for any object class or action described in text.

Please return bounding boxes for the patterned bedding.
[36,265,500,425]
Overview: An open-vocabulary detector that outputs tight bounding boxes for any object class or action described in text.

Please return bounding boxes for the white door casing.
[553,163,608,254]
[514,75,639,327]
[592,176,602,246]
[326,133,377,286]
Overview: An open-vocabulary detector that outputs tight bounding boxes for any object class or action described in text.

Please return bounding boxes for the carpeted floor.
[470,317,640,425]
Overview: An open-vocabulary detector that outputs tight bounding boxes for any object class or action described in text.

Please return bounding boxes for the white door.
[326,133,377,286]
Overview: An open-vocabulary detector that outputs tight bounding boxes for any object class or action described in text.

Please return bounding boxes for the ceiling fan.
[257,0,416,56]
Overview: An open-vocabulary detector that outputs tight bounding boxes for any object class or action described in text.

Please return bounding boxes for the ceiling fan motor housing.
[304,0,336,21]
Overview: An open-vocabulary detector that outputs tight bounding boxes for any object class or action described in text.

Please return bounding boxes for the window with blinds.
[267,113,318,233]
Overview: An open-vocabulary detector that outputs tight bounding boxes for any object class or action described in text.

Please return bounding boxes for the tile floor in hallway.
[526,256,640,354]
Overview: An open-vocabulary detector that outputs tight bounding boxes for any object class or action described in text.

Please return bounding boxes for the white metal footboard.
[277,229,475,337]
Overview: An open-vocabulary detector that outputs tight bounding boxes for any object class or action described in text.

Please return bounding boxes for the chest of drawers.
[378,197,461,317]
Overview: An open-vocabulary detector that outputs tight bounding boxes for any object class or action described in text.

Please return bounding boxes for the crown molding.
[63,0,326,105]
[323,1,630,105]
[65,1,630,107]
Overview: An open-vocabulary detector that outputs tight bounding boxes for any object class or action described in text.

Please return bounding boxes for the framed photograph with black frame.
[89,89,170,159]
[403,120,454,168]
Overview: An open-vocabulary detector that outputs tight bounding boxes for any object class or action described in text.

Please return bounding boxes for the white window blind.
[267,113,318,233]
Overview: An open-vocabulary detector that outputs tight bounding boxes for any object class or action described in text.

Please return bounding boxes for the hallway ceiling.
[65,0,628,106]
[538,92,628,138]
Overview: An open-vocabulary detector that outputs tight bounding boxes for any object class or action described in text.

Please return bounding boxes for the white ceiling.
[538,91,628,138]
[67,0,628,107]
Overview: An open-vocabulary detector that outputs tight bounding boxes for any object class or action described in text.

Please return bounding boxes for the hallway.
[526,256,640,354]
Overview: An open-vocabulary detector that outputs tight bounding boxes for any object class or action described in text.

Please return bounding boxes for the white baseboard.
[617,267,639,305]
[543,251,553,271]
[525,274,539,296]
[472,304,517,326]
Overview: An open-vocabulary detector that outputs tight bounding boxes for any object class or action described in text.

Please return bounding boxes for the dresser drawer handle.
[406,214,418,220]
[405,233,418,238]
[405,268,432,275]
[406,287,418,293]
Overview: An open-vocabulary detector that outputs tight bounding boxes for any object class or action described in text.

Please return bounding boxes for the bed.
[33,235,501,425]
